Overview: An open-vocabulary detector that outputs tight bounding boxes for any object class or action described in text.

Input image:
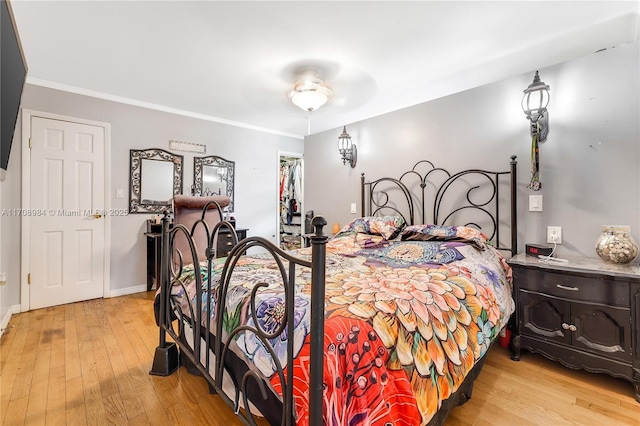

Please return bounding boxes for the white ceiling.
[10,1,640,139]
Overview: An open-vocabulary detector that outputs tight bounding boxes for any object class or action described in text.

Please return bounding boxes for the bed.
[151,155,518,425]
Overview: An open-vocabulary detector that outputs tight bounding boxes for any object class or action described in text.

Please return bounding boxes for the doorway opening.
[278,154,305,250]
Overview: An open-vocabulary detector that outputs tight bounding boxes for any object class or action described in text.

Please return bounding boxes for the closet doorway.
[278,153,304,250]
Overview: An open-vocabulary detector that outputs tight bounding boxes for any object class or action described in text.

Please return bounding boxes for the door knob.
[569,324,577,332]
[561,322,570,330]
[93,213,103,219]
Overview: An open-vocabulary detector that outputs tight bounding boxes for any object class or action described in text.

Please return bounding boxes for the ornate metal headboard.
[361,155,517,255]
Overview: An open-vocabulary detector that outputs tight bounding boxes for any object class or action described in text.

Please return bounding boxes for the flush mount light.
[289,77,332,112]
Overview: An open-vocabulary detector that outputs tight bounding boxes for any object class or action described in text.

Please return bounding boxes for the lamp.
[337,126,357,167]
[521,71,550,142]
[522,71,550,191]
[289,76,332,112]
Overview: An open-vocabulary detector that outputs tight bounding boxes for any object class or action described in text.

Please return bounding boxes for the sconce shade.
[289,77,332,112]
[338,126,352,151]
[522,71,550,143]
[337,126,357,167]
[522,71,550,123]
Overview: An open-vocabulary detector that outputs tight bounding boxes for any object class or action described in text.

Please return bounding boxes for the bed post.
[510,155,518,257]
[360,173,365,216]
[309,216,328,425]
[150,210,179,376]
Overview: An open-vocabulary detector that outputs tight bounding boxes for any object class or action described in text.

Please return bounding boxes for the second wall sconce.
[522,71,550,191]
[337,126,357,167]
[522,70,550,142]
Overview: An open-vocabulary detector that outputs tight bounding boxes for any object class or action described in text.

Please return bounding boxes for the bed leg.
[150,212,180,377]
[633,370,639,402]
[510,334,521,361]
[150,342,179,376]
[208,383,217,395]
[458,388,472,405]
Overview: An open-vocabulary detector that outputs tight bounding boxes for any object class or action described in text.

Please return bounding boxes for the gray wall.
[305,41,640,259]
[2,40,638,324]
[0,84,302,319]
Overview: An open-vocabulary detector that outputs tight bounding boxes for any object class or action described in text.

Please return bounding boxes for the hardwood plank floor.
[1,292,639,425]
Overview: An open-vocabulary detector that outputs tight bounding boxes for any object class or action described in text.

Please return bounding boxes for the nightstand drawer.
[218,232,235,246]
[516,268,629,307]
[216,228,248,258]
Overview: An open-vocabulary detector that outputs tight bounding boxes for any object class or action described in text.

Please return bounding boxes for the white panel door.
[29,116,105,309]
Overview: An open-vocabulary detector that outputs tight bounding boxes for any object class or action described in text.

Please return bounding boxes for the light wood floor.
[1,292,639,425]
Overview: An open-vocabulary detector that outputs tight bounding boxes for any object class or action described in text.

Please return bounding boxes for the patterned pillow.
[400,224,488,250]
[335,215,406,240]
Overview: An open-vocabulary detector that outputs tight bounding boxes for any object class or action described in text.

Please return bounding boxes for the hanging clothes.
[279,158,303,250]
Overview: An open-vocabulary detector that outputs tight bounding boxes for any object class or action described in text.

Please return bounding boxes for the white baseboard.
[108,284,149,298]
[0,304,21,339]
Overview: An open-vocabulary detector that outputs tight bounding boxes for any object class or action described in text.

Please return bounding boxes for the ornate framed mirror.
[129,148,184,213]
[193,155,235,212]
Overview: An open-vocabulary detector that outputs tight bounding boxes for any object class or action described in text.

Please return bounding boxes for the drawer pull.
[569,324,577,332]
[556,284,579,291]
[561,322,570,330]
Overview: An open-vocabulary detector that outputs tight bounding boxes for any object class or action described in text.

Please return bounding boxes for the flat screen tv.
[1,0,27,177]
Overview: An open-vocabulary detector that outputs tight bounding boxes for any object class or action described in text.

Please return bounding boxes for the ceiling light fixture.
[289,76,332,112]
[337,126,357,167]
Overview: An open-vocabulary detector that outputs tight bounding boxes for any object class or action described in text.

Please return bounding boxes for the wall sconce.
[337,126,357,167]
[521,71,550,142]
[522,71,550,191]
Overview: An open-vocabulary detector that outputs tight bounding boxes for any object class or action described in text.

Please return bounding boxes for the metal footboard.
[151,208,328,426]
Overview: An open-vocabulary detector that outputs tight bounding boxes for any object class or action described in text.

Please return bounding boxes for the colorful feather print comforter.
[169,223,514,425]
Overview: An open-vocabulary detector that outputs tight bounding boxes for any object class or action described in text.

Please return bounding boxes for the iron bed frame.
[151,155,518,425]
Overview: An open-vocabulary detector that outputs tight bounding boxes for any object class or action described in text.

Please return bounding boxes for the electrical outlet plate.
[547,226,562,244]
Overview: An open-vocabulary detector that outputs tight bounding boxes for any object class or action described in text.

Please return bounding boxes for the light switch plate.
[529,195,543,212]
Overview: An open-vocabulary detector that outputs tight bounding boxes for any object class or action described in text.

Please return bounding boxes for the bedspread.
[169,229,514,425]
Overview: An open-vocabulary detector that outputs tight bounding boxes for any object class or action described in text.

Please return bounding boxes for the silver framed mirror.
[129,148,183,213]
[193,155,235,212]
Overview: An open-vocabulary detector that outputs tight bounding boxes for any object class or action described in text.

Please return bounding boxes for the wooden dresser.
[216,228,247,257]
[145,220,247,290]
[508,253,640,402]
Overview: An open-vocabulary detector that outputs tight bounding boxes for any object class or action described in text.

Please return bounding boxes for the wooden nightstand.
[145,219,172,291]
[508,253,640,402]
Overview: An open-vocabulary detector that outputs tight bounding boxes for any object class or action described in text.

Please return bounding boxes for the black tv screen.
[1,0,27,172]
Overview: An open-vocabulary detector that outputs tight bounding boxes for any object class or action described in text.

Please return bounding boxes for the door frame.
[277,151,304,248]
[20,109,112,311]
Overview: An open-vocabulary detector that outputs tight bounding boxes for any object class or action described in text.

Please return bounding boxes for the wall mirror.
[129,148,184,213]
[193,155,235,211]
